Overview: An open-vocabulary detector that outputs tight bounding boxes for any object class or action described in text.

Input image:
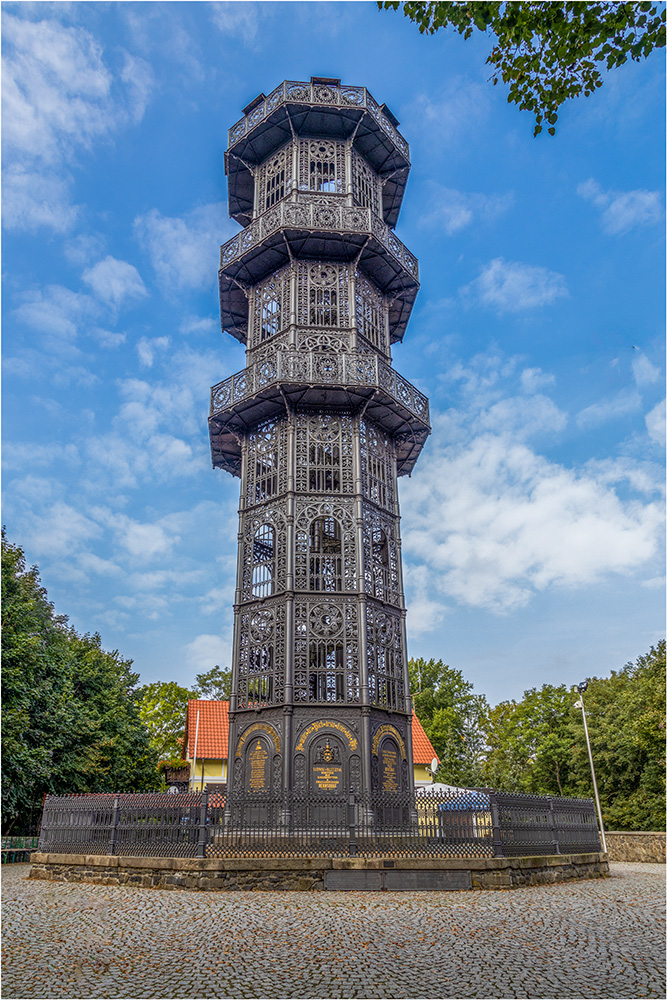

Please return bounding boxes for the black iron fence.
[37,788,601,859]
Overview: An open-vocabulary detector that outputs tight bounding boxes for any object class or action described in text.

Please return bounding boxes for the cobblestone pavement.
[2,863,664,999]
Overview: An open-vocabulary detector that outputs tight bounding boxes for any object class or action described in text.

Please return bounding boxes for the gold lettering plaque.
[381,748,399,792]
[312,764,343,792]
[247,740,268,792]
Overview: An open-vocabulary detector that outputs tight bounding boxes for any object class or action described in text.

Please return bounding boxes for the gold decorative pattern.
[294,719,358,753]
[371,724,406,759]
[235,722,281,756]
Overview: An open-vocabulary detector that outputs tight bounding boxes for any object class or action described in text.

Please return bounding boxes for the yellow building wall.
[413,764,433,785]
[188,758,226,788]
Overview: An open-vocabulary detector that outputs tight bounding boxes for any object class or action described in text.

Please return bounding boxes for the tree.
[379,2,666,135]
[482,684,575,795]
[135,681,194,761]
[1,531,158,834]
[567,641,665,830]
[193,664,231,701]
[409,657,488,785]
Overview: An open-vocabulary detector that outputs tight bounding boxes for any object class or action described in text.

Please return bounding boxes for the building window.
[308,641,345,702]
[252,524,275,598]
[309,438,341,493]
[247,421,280,505]
[259,144,292,213]
[371,527,390,600]
[251,267,291,348]
[309,517,342,591]
[355,274,386,352]
[297,262,349,330]
[352,151,379,215]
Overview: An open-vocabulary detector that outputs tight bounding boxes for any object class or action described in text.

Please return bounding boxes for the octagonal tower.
[209,78,430,823]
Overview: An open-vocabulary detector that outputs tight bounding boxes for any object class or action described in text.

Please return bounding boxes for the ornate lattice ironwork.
[37,789,602,860]
[366,604,405,710]
[213,81,430,810]
[293,597,360,704]
[237,600,286,708]
[295,413,354,496]
[249,265,292,348]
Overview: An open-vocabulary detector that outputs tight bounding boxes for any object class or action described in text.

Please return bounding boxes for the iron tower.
[210,77,430,822]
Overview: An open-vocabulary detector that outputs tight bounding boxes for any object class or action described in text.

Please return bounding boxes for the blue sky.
[2,1,665,705]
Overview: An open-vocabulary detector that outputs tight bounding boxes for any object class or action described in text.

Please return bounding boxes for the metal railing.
[2,836,40,863]
[37,789,601,860]
[219,200,419,280]
[209,350,430,425]
[228,80,409,160]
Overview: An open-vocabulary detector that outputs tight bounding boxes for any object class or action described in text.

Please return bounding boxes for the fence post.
[548,797,560,855]
[108,796,120,856]
[488,790,504,858]
[197,791,209,859]
[347,787,357,857]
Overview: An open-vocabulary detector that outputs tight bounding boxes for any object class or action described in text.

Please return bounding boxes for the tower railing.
[219,200,419,279]
[209,350,430,423]
[228,80,409,160]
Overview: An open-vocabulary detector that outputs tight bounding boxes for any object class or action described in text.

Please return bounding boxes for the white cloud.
[420,184,513,235]
[82,255,147,309]
[180,315,217,336]
[631,352,661,388]
[406,77,490,147]
[520,367,555,393]
[209,2,261,45]
[576,388,642,429]
[2,12,154,231]
[577,179,662,235]
[23,501,101,559]
[399,353,664,617]
[184,633,230,673]
[645,399,666,448]
[2,166,78,232]
[137,336,170,368]
[463,258,568,313]
[13,285,97,347]
[134,202,235,294]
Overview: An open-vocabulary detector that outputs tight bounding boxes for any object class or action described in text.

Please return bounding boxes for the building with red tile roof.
[183,701,438,790]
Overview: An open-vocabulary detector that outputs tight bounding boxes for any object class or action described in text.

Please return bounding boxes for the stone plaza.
[2,862,664,999]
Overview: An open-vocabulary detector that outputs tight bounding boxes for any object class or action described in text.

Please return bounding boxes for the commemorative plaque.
[246,740,269,793]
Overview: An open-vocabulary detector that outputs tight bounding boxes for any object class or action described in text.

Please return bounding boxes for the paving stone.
[1,862,664,998]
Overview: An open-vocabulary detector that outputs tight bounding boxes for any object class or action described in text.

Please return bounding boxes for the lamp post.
[573,681,607,853]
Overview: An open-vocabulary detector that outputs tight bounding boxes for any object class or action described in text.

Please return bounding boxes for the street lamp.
[573,681,607,853]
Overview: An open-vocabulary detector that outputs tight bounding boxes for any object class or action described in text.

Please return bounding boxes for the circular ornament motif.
[308,414,341,442]
[374,612,393,642]
[309,264,337,287]
[309,603,344,637]
[250,609,274,641]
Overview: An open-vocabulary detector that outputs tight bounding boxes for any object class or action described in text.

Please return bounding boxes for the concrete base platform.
[29,851,609,891]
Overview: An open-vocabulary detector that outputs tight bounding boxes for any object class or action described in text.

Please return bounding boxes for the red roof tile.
[411,711,439,765]
[183,700,229,759]
[184,700,437,766]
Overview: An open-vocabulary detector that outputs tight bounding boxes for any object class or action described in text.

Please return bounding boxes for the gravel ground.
[2,862,664,999]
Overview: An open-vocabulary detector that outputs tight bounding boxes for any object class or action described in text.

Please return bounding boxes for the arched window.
[252,524,275,598]
[309,517,342,591]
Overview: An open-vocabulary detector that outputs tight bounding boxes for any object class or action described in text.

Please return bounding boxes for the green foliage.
[482,684,578,795]
[409,657,488,786]
[410,641,665,830]
[567,642,666,831]
[1,531,158,834]
[135,681,194,760]
[193,664,232,701]
[379,2,666,134]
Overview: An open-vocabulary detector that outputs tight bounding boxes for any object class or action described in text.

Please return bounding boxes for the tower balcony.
[226,78,410,228]
[219,199,419,345]
[209,350,430,478]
